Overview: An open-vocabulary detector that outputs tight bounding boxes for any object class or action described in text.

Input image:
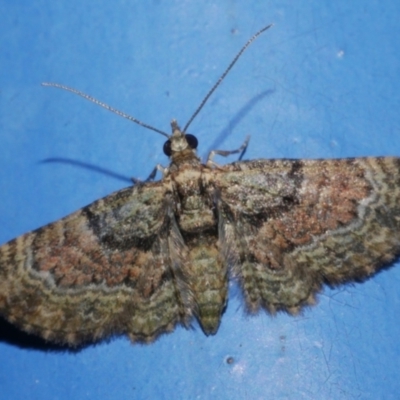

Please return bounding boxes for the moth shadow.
[203,89,274,160]
[39,159,133,184]
[0,317,86,353]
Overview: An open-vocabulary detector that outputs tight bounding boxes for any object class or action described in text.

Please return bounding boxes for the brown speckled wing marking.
[1,152,400,345]
[216,157,400,314]
[0,182,195,345]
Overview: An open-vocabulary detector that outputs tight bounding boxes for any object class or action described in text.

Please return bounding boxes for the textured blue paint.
[1,1,400,399]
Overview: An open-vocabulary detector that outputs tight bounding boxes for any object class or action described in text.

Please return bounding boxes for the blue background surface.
[1,1,400,399]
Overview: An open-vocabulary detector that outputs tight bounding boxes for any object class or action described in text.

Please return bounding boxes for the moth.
[1,25,399,346]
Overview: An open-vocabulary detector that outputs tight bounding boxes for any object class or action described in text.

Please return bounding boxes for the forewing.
[0,182,193,345]
[215,158,400,313]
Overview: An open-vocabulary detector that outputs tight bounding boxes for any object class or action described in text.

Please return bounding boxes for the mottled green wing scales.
[0,183,194,345]
[216,157,400,314]
[1,155,400,345]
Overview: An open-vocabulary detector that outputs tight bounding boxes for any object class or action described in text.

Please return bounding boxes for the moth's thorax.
[169,147,201,170]
[170,165,215,233]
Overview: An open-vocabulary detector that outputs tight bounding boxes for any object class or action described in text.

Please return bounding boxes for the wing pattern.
[1,145,400,345]
[0,183,195,344]
[216,157,400,313]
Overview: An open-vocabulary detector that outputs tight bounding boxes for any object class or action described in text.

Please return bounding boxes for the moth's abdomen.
[185,237,228,335]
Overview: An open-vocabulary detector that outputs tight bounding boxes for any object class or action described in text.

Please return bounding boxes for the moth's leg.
[131,164,168,184]
[206,136,250,168]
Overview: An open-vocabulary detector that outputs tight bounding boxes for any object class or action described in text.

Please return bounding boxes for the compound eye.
[185,134,198,149]
[163,140,172,156]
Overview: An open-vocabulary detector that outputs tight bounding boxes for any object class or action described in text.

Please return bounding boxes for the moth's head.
[163,119,198,157]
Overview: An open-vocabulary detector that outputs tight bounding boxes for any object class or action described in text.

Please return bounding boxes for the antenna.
[41,82,169,138]
[182,24,273,133]
[42,24,272,139]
